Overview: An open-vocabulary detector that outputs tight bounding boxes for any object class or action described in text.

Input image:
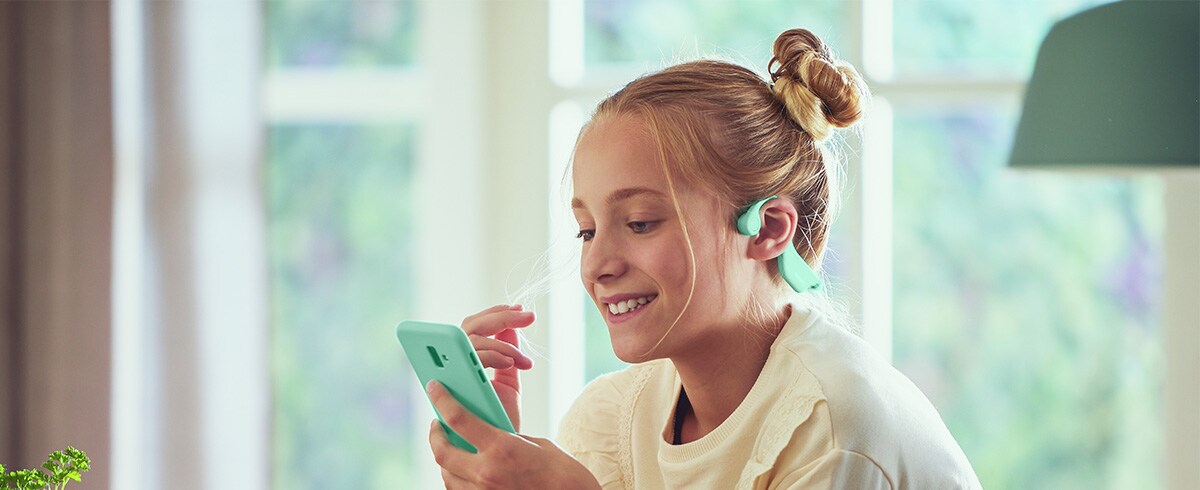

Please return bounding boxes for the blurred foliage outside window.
[265,0,416,67]
[892,105,1161,489]
[266,1,420,489]
[892,0,1111,78]
[585,0,846,70]
[268,124,419,489]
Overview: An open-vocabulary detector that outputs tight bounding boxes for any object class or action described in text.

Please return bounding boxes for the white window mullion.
[861,0,894,82]
[110,0,148,488]
[263,69,425,123]
[547,100,587,433]
[410,1,489,487]
[549,0,585,88]
[861,98,894,362]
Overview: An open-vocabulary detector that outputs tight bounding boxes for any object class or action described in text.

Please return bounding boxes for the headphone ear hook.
[735,196,822,293]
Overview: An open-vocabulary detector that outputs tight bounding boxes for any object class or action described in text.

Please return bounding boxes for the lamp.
[1010,0,1198,169]
[1008,2,1199,489]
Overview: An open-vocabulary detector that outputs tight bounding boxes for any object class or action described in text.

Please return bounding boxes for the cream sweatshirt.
[557,301,981,489]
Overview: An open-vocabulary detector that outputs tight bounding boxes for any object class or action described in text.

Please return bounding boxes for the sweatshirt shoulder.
[775,308,981,488]
[556,361,666,450]
[556,361,667,490]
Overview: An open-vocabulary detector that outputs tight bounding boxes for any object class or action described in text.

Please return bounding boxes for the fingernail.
[426,380,438,393]
[511,304,524,311]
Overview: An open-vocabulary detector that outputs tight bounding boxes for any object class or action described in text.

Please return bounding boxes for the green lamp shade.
[1010,1,1200,169]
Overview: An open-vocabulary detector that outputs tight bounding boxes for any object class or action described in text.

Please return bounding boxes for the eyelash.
[576,221,658,242]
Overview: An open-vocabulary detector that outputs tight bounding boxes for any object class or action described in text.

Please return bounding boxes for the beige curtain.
[0,0,114,483]
[2,2,266,489]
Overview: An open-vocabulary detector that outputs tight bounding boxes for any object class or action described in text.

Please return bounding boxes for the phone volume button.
[469,351,479,365]
[477,370,487,383]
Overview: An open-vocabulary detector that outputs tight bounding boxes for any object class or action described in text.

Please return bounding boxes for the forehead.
[571,115,670,210]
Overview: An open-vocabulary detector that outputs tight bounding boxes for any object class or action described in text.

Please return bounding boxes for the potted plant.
[0,447,90,490]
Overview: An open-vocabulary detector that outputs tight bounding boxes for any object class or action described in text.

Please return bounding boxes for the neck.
[669,302,791,443]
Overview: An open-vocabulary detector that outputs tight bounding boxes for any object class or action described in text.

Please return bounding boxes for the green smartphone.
[395,320,515,453]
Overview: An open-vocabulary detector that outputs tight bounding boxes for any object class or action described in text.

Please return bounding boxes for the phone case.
[395,320,516,453]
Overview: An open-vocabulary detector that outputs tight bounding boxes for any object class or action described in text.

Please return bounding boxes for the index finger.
[462,309,535,338]
[493,327,522,392]
[426,380,504,450]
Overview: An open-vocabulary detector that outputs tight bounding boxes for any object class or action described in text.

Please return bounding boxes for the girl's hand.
[427,381,601,490]
[461,304,534,431]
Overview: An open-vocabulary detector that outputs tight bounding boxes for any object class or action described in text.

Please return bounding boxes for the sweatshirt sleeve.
[556,373,628,489]
[775,449,892,490]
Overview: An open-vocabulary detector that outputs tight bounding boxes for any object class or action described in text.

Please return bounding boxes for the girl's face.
[571,114,753,363]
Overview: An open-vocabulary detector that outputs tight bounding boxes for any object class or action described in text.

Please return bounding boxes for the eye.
[628,221,658,233]
[577,221,656,242]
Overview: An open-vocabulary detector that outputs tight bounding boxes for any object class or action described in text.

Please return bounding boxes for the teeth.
[606,295,657,316]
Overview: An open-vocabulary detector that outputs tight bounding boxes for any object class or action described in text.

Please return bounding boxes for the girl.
[425,28,981,489]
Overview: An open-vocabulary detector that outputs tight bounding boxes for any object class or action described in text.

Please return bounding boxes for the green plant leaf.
[12,468,48,489]
[0,447,89,489]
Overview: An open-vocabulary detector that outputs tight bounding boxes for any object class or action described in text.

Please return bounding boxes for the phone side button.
[478,370,487,383]
[469,351,479,365]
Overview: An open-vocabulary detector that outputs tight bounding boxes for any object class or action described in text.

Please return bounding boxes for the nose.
[580,230,626,285]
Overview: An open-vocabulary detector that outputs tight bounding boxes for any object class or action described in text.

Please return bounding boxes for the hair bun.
[768,29,868,141]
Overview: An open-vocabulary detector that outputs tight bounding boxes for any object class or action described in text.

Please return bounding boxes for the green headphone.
[735,196,822,293]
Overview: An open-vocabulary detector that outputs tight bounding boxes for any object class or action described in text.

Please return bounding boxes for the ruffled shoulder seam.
[617,363,657,489]
[735,358,824,489]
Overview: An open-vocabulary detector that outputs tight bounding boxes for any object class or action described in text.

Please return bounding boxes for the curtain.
[0,0,114,484]
[1,2,267,489]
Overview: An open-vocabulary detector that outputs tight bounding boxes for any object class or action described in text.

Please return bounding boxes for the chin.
[608,336,663,364]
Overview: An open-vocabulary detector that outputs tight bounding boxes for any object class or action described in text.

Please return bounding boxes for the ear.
[744,198,799,262]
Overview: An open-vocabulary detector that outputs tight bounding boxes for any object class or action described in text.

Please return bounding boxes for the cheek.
[640,233,706,291]
[647,244,690,289]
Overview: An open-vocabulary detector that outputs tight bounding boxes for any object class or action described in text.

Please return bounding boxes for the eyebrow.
[571,187,667,210]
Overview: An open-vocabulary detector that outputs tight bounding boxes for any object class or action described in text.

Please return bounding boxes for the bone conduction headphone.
[735,196,821,293]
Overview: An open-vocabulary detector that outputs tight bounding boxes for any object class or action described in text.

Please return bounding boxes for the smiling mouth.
[605,294,658,316]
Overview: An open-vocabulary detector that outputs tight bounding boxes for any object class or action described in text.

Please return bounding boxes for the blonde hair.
[577,28,870,353]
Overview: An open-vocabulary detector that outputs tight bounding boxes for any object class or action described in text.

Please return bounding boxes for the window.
[890,102,1162,488]
[267,123,419,488]
[265,2,444,488]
